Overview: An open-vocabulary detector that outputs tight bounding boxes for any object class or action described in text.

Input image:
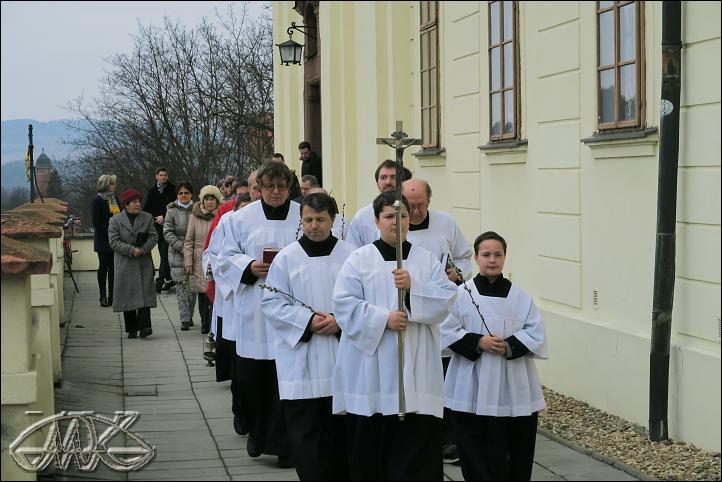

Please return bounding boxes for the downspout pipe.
[649,1,682,442]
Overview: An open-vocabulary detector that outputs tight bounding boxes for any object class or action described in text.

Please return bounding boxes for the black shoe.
[442,444,460,464]
[181,322,190,331]
[139,327,153,338]
[188,320,195,327]
[100,296,109,307]
[201,327,210,335]
[246,436,261,458]
[128,331,138,339]
[233,415,248,436]
[155,279,163,294]
[277,455,293,469]
[161,279,175,291]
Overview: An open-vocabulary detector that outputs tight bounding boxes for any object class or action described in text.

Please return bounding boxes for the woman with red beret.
[108,188,159,338]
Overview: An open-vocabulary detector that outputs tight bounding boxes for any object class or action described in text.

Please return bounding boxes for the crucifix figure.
[376,121,422,420]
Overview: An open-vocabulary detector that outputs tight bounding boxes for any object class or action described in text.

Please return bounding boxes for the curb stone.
[537,427,658,481]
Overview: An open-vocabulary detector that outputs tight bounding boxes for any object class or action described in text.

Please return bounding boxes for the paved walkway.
[48,272,638,481]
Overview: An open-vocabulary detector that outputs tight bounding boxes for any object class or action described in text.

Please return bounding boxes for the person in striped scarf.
[91,174,121,307]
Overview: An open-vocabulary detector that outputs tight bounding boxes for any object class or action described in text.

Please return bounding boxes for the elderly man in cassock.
[332,191,458,480]
[217,160,300,467]
[402,177,473,465]
[441,231,547,481]
[261,192,355,480]
[345,159,412,248]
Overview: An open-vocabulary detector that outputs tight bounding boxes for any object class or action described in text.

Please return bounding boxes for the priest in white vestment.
[217,161,300,467]
[332,191,457,480]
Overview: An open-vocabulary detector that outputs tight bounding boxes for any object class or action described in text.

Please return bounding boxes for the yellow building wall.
[273,0,721,450]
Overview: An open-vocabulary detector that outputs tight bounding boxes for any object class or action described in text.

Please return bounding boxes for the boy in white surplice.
[332,191,458,480]
[441,231,548,481]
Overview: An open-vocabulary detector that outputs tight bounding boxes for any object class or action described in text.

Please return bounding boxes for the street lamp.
[276,22,315,66]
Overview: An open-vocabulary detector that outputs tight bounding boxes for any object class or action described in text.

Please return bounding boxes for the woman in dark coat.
[109,188,158,339]
[91,174,121,307]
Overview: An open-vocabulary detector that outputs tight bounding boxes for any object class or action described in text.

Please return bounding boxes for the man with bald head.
[403,178,472,281]
[403,178,473,465]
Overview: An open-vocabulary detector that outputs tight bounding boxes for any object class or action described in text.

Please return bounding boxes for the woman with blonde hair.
[184,185,221,335]
[91,174,121,307]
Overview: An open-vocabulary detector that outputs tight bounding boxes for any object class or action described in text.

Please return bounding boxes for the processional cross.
[376,121,422,420]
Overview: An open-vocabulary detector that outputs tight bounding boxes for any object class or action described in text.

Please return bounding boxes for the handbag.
[135,232,149,247]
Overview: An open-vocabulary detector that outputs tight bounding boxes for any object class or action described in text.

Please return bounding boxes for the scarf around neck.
[99,192,120,216]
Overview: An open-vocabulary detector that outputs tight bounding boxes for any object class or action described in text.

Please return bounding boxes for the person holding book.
[217,160,301,467]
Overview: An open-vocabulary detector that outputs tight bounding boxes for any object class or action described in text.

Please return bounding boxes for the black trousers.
[345,412,442,481]
[215,316,234,382]
[96,252,114,299]
[282,397,349,481]
[230,354,247,432]
[236,357,290,457]
[451,410,538,481]
[442,356,454,446]
[197,293,212,332]
[156,236,171,282]
[123,307,151,334]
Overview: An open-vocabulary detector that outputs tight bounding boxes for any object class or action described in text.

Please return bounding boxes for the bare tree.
[63,2,273,226]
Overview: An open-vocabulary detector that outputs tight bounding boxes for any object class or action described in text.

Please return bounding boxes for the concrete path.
[47,272,638,481]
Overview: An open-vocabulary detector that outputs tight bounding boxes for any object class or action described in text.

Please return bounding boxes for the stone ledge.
[18,200,68,214]
[1,236,53,275]
[9,208,65,226]
[1,213,61,239]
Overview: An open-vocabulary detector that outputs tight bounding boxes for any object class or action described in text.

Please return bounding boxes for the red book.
[262,248,280,264]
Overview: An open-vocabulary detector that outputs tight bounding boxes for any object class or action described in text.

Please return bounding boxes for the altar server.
[217,160,300,466]
[332,191,457,480]
[441,231,547,481]
[346,159,412,248]
[261,192,355,480]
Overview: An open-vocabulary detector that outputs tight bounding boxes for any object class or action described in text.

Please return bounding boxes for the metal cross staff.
[376,121,422,420]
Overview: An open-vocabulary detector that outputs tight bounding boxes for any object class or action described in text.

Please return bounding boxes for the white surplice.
[217,200,301,359]
[332,242,458,418]
[261,238,355,400]
[207,211,237,341]
[441,281,548,416]
[406,209,473,281]
[345,204,379,247]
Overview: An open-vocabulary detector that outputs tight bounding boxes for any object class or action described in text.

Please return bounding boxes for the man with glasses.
[346,159,413,248]
[403,178,473,466]
[218,160,299,468]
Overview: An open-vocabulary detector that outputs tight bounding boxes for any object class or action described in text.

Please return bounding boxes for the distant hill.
[1,118,87,165]
[1,160,30,190]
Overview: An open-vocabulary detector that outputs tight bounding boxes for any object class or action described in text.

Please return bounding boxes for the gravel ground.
[538,387,721,481]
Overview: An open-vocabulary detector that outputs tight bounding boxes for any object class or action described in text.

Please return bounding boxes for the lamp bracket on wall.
[287,21,315,39]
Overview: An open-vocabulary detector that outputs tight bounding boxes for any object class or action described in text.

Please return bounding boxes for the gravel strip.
[539,387,721,481]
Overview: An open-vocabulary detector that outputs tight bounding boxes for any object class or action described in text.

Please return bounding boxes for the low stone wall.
[69,234,161,271]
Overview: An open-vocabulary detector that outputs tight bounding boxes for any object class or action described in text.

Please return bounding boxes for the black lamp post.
[276,22,315,66]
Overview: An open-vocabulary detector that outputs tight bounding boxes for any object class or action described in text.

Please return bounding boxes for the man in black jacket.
[142,167,176,292]
[298,141,322,187]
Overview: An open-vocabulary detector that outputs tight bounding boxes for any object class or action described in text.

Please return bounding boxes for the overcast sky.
[1,1,270,122]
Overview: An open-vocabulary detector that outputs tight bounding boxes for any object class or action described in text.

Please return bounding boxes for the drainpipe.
[649,1,682,442]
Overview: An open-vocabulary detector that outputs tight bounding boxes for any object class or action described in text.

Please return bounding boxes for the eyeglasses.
[178,191,192,196]
[262,183,288,192]
[408,203,428,211]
